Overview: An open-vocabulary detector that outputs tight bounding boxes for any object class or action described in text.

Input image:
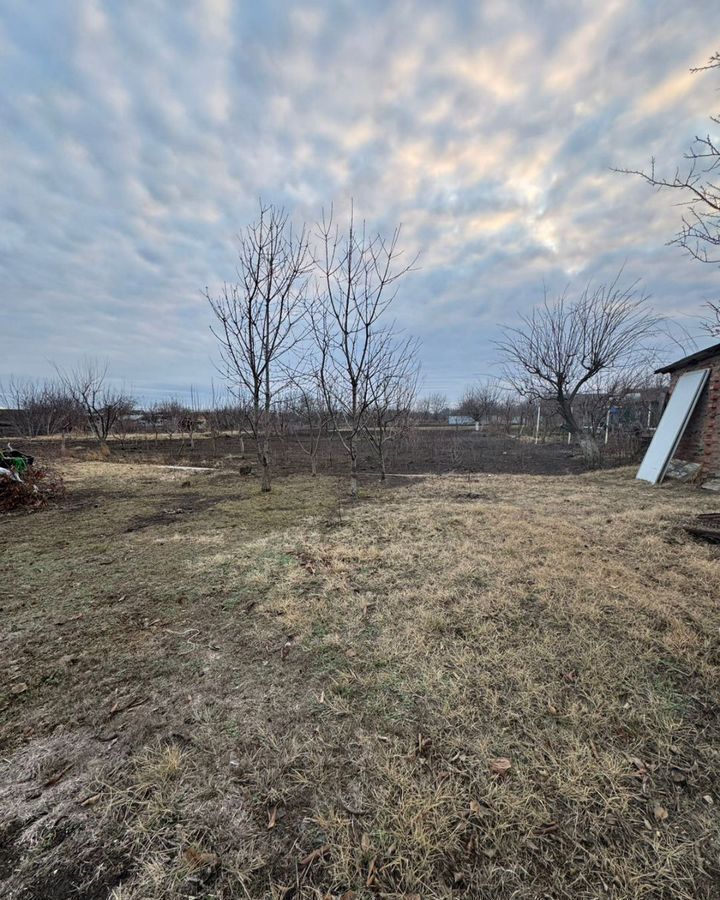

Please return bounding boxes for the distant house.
[653,341,720,475]
[448,415,476,426]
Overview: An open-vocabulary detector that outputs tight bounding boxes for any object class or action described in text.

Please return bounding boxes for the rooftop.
[655,341,720,374]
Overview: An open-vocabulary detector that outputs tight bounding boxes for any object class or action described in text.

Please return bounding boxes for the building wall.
[672,356,720,474]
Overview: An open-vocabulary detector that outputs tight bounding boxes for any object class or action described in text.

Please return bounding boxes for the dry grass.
[1,461,719,899]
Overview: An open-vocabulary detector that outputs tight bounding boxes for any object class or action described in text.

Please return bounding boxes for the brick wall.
[672,358,720,474]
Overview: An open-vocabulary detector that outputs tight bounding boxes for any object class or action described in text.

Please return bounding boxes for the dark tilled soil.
[24,429,638,477]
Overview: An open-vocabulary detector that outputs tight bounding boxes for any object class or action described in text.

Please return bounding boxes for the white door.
[636,368,709,484]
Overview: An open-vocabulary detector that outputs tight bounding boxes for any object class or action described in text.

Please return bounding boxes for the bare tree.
[205,203,310,492]
[617,52,720,333]
[498,275,660,465]
[1,377,80,439]
[458,379,502,425]
[414,395,432,425]
[311,206,416,497]
[55,360,134,452]
[416,391,448,424]
[112,406,135,449]
[572,369,647,440]
[154,394,204,456]
[179,387,203,451]
[271,391,293,465]
[365,339,419,480]
[146,401,164,444]
[233,395,250,457]
[206,381,231,459]
[495,391,524,436]
[155,398,185,442]
[515,396,536,438]
[287,376,331,477]
[427,392,449,421]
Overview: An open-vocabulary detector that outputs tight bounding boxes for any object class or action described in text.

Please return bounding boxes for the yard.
[1,462,719,899]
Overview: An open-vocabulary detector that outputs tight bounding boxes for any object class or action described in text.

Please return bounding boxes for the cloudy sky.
[2,0,720,402]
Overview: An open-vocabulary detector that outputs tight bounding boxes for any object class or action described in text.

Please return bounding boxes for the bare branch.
[205,202,311,491]
[497,275,660,464]
[311,206,418,495]
[617,51,720,323]
[54,359,134,448]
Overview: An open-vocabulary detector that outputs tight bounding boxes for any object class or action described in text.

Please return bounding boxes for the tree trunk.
[260,432,271,492]
[579,434,601,467]
[559,399,601,468]
[349,440,358,498]
[379,445,386,481]
[262,366,272,492]
[310,453,318,476]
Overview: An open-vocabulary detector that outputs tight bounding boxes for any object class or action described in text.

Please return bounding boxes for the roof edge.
[655,341,720,374]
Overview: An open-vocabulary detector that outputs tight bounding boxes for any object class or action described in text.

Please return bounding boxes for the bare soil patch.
[1,462,718,898]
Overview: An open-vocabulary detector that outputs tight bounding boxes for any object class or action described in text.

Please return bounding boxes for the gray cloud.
[1,0,719,400]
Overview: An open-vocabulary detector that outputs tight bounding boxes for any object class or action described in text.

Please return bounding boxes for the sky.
[2,0,720,404]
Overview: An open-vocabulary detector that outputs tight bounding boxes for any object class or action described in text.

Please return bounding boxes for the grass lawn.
[1,462,719,899]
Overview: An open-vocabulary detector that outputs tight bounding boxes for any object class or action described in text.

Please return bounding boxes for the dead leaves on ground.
[43,763,73,787]
[273,845,331,898]
[108,694,148,719]
[629,756,648,777]
[299,843,330,868]
[489,756,512,778]
[182,846,220,872]
[469,799,492,819]
[653,802,669,823]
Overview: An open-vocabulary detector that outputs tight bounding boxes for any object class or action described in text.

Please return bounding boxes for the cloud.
[1,0,719,400]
